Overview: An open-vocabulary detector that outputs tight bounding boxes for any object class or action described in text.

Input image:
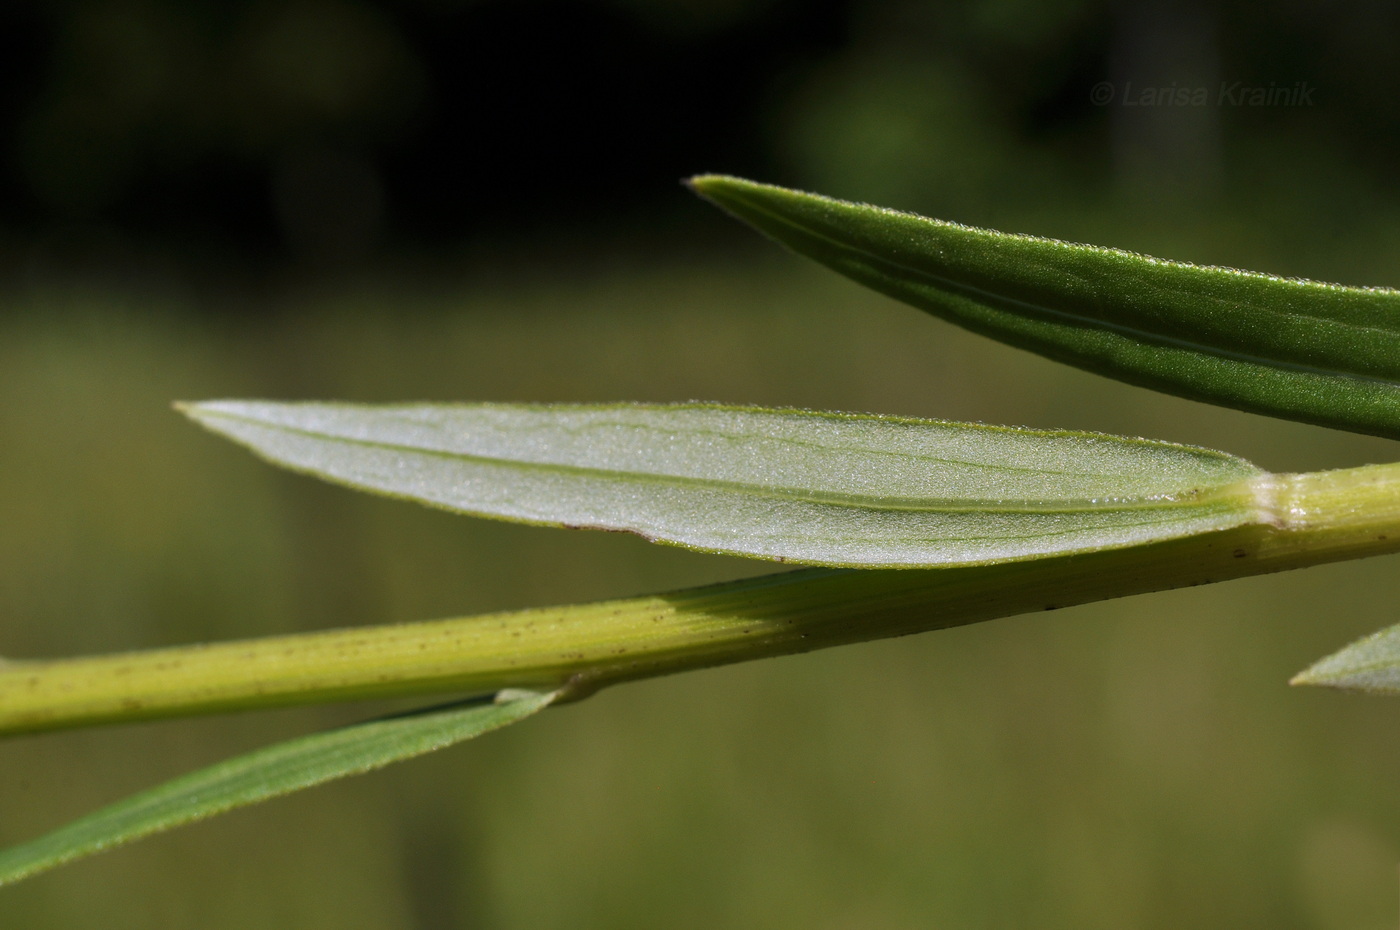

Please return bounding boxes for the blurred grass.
[3,253,1400,929]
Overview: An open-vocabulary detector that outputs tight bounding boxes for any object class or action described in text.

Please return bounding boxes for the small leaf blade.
[0,689,556,886]
[181,400,1265,568]
[689,175,1400,440]
[1291,625,1400,695]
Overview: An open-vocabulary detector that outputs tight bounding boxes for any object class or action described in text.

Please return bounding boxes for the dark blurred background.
[4,2,1400,929]
[3,0,1398,288]
[1,0,850,286]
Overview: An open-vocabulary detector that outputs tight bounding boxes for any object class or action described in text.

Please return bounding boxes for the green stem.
[5,462,1400,737]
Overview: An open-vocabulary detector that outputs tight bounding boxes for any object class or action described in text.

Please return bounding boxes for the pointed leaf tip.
[1292,623,1400,695]
[692,176,1400,440]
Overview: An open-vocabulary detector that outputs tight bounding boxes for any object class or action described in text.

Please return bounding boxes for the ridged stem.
[4,461,1400,737]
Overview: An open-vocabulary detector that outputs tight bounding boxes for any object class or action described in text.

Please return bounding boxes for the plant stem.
[5,462,1400,737]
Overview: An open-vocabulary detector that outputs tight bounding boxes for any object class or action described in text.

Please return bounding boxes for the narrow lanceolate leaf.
[0,689,556,886]
[182,400,1266,568]
[689,175,1400,440]
[1291,625,1400,695]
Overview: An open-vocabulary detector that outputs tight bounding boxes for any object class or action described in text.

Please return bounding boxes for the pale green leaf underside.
[690,175,1400,439]
[0,689,556,886]
[182,401,1264,568]
[1292,625,1400,695]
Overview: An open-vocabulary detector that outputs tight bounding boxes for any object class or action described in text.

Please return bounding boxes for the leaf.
[1291,625,1400,695]
[688,175,1400,440]
[181,400,1266,568]
[0,688,557,886]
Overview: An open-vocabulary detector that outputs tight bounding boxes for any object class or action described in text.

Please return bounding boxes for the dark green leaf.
[689,175,1400,439]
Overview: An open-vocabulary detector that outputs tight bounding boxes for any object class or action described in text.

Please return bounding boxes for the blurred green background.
[4,1,1400,927]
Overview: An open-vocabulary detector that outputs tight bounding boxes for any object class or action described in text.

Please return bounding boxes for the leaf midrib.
[203,409,1244,516]
[735,190,1400,386]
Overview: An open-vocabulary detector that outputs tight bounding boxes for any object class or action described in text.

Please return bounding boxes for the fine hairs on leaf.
[6,176,1400,887]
